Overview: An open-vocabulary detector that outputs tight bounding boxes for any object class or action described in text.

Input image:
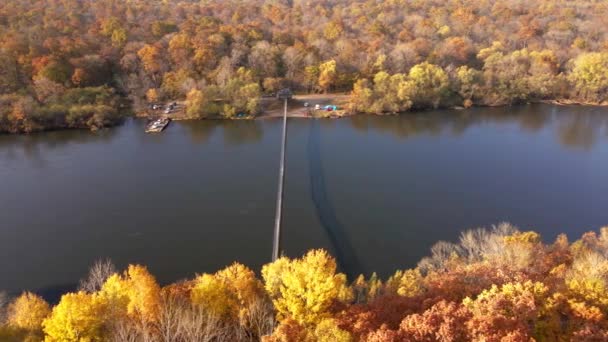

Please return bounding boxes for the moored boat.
[145,117,171,133]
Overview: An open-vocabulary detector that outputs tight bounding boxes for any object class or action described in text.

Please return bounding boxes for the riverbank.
[131,92,608,122]
[541,99,608,106]
[3,95,607,136]
[2,226,608,341]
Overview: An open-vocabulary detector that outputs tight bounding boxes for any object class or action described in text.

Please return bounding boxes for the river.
[1,104,607,297]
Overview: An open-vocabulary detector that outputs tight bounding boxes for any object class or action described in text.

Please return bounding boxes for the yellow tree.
[568,52,608,102]
[161,69,192,98]
[168,33,193,66]
[215,263,266,312]
[408,62,449,108]
[42,292,107,342]
[323,22,343,41]
[185,86,222,119]
[99,264,161,324]
[348,79,374,113]
[385,269,424,297]
[191,273,239,318]
[145,88,160,103]
[565,252,608,311]
[352,273,383,303]
[125,265,161,323]
[318,60,337,93]
[454,66,482,107]
[137,45,163,81]
[100,17,127,48]
[8,292,51,331]
[313,319,352,342]
[185,88,206,119]
[261,249,352,325]
[191,262,265,323]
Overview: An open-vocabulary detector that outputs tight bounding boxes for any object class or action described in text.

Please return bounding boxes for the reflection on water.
[221,120,263,146]
[181,119,264,146]
[347,104,608,149]
[182,120,217,144]
[0,128,118,169]
[557,113,600,150]
[2,104,606,152]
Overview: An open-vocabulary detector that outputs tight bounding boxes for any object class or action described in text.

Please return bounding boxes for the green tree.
[39,60,72,84]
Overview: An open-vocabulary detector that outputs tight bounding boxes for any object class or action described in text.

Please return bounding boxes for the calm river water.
[1,104,607,296]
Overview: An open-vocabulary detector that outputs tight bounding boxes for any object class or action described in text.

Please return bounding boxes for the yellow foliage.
[168,33,192,54]
[323,22,343,41]
[318,60,337,93]
[42,292,106,342]
[262,257,291,298]
[485,231,542,270]
[215,263,265,313]
[137,45,161,74]
[464,281,548,313]
[568,299,605,321]
[504,231,541,244]
[437,25,451,36]
[385,269,424,297]
[125,265,161,322]
[477,41,505,61]
[145,88,160,103]
[191,262,264,324]
[99,273,129,314]
[565,252,608,310]
[568,52,608,102]
[313,319,352,342]
[455,65,482,101]
[408,62,449,108]
[566,277,608,310]
[8,292,51,331]
[353,273,383,303]
[261,249,352,325]
[191,273,239,318]
[99,264,161,323]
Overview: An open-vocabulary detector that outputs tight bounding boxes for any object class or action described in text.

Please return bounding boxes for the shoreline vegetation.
[2,0,608,134]
[2,224,608,341]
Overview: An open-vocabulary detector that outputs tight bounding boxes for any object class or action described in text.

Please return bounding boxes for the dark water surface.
[1,104,608,295]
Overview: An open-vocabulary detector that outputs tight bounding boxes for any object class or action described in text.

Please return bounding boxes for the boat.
[145,117,171,133]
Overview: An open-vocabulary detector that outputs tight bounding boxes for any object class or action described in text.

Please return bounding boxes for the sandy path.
[258,94,350,119]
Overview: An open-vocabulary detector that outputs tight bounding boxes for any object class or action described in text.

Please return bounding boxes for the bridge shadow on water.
[307,120,361,280]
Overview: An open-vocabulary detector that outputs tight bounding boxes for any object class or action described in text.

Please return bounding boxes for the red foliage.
[399,301,471,341]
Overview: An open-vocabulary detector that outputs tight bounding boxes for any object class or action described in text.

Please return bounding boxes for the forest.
[1,0,608,133]
[1,224,608,341]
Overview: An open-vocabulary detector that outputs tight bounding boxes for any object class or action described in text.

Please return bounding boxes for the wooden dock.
[145,117,171,133]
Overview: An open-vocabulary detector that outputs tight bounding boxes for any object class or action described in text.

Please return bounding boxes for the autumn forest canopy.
[1,0,608,133]
[2,225,608,341]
